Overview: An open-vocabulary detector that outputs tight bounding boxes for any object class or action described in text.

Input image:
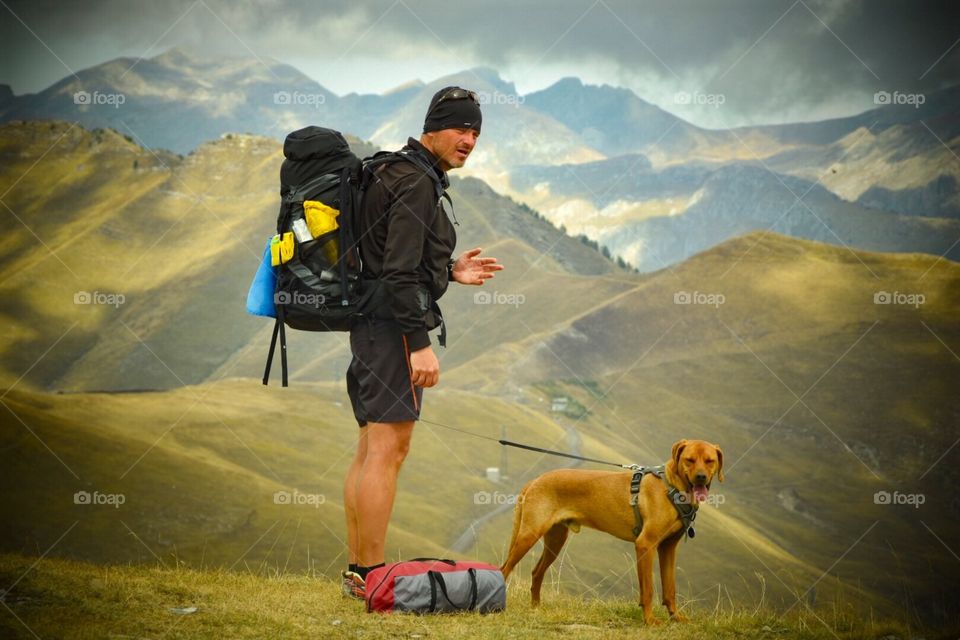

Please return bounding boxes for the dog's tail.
[500,483,527,576]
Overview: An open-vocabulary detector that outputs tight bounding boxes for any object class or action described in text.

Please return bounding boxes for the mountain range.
[2,48,957,271]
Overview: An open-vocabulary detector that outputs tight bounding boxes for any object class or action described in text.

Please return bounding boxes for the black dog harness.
[628,465,698,539]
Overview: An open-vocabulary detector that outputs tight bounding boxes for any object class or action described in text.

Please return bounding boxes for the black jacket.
[357,138,457,351]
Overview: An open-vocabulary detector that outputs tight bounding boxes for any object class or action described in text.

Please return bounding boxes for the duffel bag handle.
[410,557,456,565]
[428,568,478,612]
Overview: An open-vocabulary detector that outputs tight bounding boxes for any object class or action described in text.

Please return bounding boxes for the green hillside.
[3,377,846,616]
[0,380,578,570]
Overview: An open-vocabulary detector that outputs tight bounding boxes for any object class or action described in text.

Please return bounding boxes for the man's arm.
[380,171,438,352]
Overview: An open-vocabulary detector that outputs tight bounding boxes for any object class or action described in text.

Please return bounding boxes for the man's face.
[421,127,479,171]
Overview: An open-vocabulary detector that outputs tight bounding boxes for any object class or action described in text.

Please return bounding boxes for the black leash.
[496,439,633,469]
[419,418,636,469]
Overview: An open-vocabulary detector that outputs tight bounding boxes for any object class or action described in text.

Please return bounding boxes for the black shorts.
[346,317,424,427]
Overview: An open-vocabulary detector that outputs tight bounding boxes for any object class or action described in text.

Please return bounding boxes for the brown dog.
[500,439,724,624]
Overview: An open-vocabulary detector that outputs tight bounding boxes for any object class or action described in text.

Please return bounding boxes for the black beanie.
[423,86,482,134]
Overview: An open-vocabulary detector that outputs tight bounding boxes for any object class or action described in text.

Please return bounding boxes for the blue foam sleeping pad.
[246,238,277,318]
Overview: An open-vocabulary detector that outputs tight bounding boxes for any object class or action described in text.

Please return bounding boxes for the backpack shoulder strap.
[395,149,445,200]
[362,150,445,200]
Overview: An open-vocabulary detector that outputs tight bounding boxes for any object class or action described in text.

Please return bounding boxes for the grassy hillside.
[0,553,940,640]
[0,380,583,570]
[2,369,954,627]
[0,121,276,391]
[0,120,622,391]
[2,377,850,617]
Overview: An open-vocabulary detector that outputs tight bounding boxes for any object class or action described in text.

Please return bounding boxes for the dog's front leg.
[658,537,686,621]
[634,536,660,625]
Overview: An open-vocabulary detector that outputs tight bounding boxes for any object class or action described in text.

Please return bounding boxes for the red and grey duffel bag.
[365,558,506,613]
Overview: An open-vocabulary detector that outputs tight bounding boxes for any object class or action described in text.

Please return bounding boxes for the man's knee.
[368,441,410,469]
[365,422,413,469]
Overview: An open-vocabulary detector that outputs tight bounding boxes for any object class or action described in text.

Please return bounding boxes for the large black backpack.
[262,126,445,386]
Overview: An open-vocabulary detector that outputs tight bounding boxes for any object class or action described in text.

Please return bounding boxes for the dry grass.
[0,553,939,640]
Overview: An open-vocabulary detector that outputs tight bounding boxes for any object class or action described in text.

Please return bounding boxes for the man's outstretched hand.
[451,247,504,285]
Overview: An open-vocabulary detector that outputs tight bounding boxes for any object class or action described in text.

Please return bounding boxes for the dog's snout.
[694,471,708,484]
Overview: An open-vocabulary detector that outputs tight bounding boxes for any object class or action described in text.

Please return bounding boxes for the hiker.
[341,87,503,599]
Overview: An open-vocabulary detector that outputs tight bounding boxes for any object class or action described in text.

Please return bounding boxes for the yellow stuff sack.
[270,232,295,266]
[303,200,340,238]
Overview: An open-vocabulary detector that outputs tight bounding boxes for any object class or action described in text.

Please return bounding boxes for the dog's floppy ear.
[671,439,688,469]
[714,444,724,482]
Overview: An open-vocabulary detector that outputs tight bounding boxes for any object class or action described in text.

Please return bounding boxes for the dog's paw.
[670,612,688,623]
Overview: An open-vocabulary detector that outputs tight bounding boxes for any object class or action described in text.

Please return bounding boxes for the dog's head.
[670,439,724,503]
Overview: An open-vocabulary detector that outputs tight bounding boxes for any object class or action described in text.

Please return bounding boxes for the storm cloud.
[2,0,957,127]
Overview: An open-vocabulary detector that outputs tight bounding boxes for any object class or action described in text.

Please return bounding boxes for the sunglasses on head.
[436,88,480,106]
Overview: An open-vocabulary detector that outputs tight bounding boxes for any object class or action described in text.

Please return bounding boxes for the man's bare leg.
[343,426,369,567]
[352,420,415,566]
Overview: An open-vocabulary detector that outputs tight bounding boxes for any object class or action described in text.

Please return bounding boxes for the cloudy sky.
[1,0,957,128]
